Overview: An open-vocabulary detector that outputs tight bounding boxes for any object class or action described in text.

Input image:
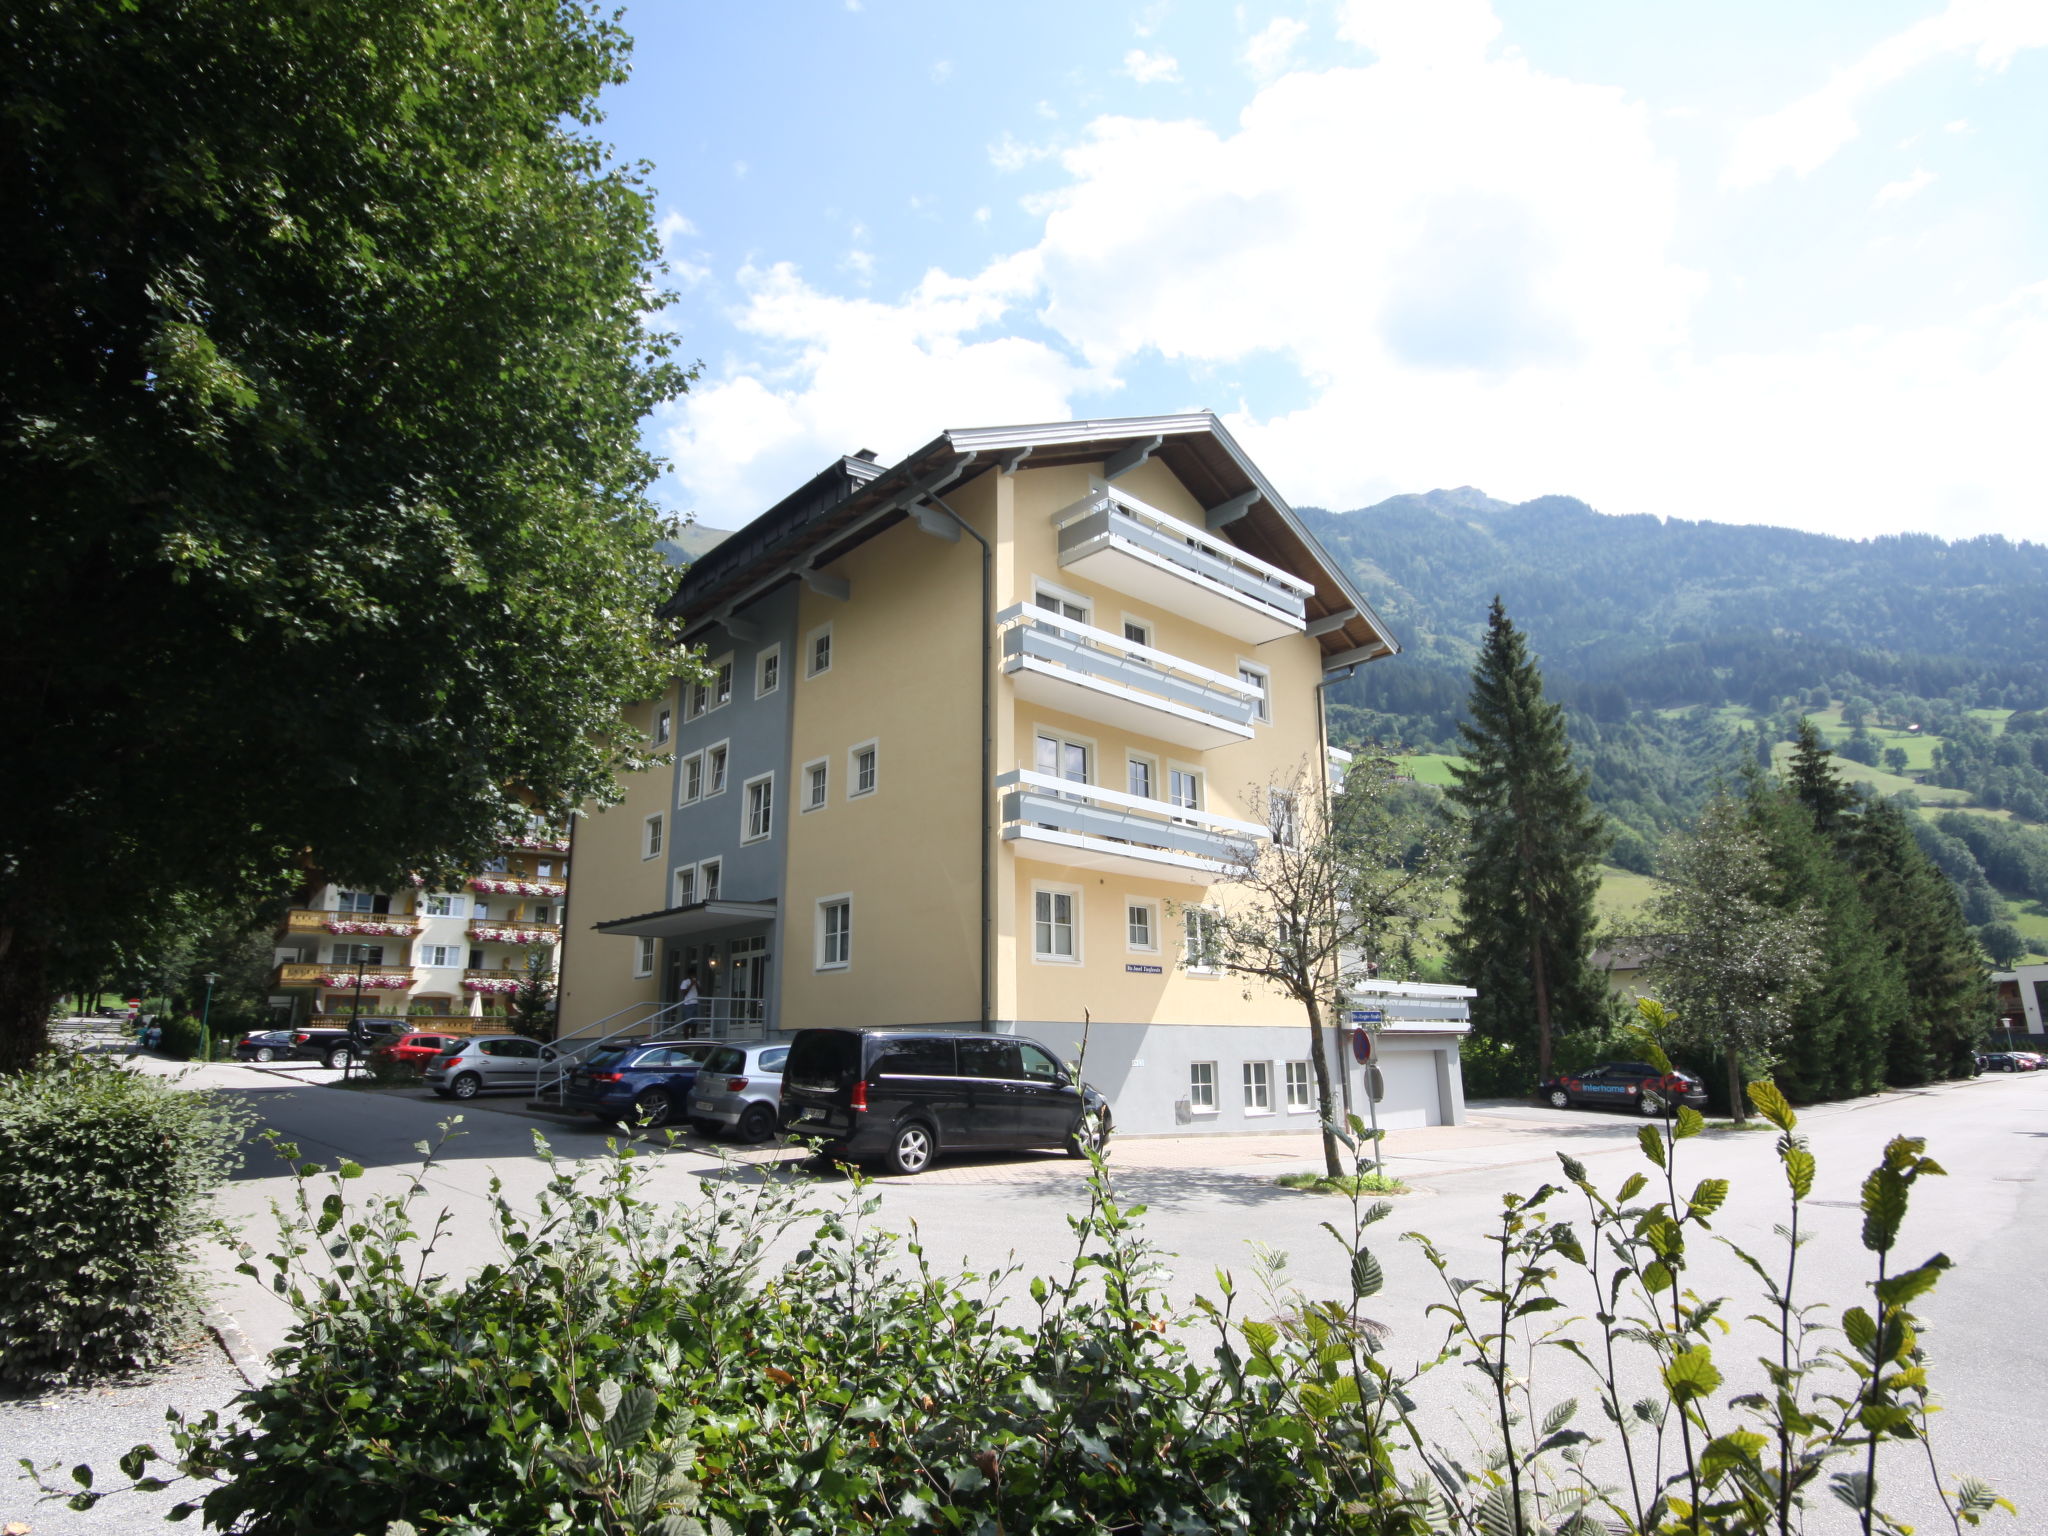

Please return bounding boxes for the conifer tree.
[1446,599,1609,1080]
[1853,799,1988,1080]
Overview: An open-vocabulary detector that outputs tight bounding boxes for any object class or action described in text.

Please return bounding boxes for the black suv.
[779,1029,1108,1176]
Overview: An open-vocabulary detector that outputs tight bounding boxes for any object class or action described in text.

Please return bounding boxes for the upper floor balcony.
[466,918,561,946]
[273,962,420,991]
[996,604,1260,751]
[279,908,422,939]
[996,769,1269,882]
[469,873,567,898]
[1050,485,1313,644]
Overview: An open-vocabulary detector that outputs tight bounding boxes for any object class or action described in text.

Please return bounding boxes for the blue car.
[562,1040,719,1128]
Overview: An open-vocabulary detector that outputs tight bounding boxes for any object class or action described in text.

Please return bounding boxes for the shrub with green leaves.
[156,1014,205,1059]
[0,1053,252,1388]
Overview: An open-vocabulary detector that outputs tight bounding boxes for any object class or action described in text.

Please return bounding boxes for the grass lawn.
[1400,752,1463,787]
[2004,902,2048,962]
[1967,708,2013,734]
[1596,865,1665,922]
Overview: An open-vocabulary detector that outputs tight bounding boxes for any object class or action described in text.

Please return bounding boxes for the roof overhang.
[592,900,776,939]
[661,412,1399,670]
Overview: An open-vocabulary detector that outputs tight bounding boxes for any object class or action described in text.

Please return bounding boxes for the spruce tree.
[1852,799,1988,1080]
[1446,599,1609,1080]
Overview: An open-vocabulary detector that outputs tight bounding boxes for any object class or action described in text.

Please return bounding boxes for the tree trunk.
[1530,938,1554,1081]
[1304,993,1344,1178]
[1724,1044,1747,1122]
[0,923,55,1073]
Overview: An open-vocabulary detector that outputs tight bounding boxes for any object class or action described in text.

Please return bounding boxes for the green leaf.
[1875,1254,1951,1309]
[1663,1346,1723,1404]
[1617,1172,1648,1203]
[1687,1178,1730,1220]
[1861,1166,1909,1254]
[605,1385,657,1449]
[337,1159,364,1180]
[1351,1248,1384,1299]
[1638,1124,1667,1169]
[1784,1145,1816,1201]
[1673,1105,1706,1140]
[1747,1080,1797,1131]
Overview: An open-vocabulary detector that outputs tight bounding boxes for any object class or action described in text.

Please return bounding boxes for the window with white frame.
[653,706,672,746]
[700,859,722,901]
[680,752,704,805]
[1121,616,1152,648]
[1188,1061,1218,1114]
[707,742,729,795]
[335,889,380,913]
[1168,765,1202,821]
[711,654,734,709]
[1285,1060,1314,1112]
[1243,1060,1273,1115]
[805,623,833,677]
[642,813,663,860]
[1036,731,1091,789]
[1126,900,1158,952]
[756,645,781,698]
[1033,582,1090,625]
[1269,788,1300,850]
[1238,661,1271,723]
[850,741,878,798]
[1183,906,1220,972]
[423,893,465,918]
[1126,753,1156,800]
[802,758,828,811]
[818,896,852,970]
[686,675,709,720]
[418,943,461,969]
[743,773,774,843]
[1033,886,1079,963]
[332,942,384,966]
[673,865,697,908]
[633,937,656,978]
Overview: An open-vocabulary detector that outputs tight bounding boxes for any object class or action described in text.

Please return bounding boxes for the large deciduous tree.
[1445,599,1609,1081]
[0,1,688,1068]
[1199,757,1454,1177]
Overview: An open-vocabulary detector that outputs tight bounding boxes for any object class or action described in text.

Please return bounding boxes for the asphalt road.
[13,1057,2045,1534]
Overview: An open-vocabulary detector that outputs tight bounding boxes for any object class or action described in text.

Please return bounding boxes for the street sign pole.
[1349,1008,1385,1174]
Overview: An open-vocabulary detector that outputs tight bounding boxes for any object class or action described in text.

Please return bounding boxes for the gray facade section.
[995,1019,1466,1138]
[663,584,799,1021]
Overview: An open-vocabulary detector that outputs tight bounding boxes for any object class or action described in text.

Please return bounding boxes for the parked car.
[285,1021,405,1069]
[1981,1052,2022,1072]
[561,1040,719,1127]
[778,1029,1109,1176]
[424,1035,558,1099]
[1537,1061,1708,1116]
[369,1032,467,1070]
[2017,1053,2045,1072]
[233,1029,295,1062]
[686,1042,790,1142]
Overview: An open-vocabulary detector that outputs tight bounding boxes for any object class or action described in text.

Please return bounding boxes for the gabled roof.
[663,412,1398,670]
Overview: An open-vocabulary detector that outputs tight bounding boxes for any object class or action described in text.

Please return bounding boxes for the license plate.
[690,1099,714,1114]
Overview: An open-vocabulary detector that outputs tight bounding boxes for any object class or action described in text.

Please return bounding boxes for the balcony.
[280,908,422,939]
[996,769,1268,882]
[273,963,420,991]
[463,966,530,995]
[1051,486,1312,644]
[997,604,1259,751]
[469,874,567,898]
[467,918,561,946]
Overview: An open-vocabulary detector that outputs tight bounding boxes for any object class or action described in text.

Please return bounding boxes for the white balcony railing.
[996,603,1260,750]
[1051,485,1313,644]
[996,768,1269,880]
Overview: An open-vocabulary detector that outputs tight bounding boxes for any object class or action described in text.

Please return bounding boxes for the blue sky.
[601,0,2047,539]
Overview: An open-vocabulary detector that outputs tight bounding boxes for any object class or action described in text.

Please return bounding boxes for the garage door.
[1363,1048,1443,1130]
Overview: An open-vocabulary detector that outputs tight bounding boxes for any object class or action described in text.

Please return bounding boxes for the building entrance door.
[729,936,768,1032]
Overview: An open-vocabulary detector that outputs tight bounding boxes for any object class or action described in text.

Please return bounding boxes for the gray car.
[686,1042,787,1141]
[425,1035,557,1099]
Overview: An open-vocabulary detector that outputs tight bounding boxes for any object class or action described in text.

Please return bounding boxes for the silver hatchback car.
[425,1035,557,1099]
[686,1042,788,1141]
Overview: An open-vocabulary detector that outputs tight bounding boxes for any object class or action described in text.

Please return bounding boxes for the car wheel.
[884,1120,936,1176]
[737,1102,777,1144]
[1546,1089,1571,1109]
[254,1046,276,1062]
[1066,1107,1112,1158]
[631,1089,674,1130]
[1638,1093,1665,1117]
[450,1072,482,1100]
[324,1046,351,1070]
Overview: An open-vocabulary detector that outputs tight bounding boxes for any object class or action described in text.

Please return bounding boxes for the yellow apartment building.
[557,413,1468,1133]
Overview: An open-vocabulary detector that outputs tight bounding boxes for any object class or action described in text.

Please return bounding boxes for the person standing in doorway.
[677,966,701,1038]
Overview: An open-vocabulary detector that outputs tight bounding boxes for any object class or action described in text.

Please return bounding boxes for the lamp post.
[200,972,219,1062]
[347,961,367,1081]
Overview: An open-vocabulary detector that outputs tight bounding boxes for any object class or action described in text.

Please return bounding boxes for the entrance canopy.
[593,899,776,939]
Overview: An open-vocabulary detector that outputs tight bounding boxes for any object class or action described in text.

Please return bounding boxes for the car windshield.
[785,1029,859,1090]
[702,1046,746,1075]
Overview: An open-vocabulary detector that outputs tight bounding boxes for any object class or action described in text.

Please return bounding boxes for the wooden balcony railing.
[466,918,561,945]
[273,963,420,990]
[280,908,423,938]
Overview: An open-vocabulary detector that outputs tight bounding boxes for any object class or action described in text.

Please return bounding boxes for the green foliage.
[155,1014,205,1060]
[1275,1170,1412,1195]
[1977,920,2028,967]
[0,0,693,1067]
[0,1054,251,1388]
[1446,598,1611,1076]
[508,948,560,1041]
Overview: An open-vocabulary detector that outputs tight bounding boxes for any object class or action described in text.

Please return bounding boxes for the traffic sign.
[1348,1007,1384,1025]
[1351,1029,1376,1065]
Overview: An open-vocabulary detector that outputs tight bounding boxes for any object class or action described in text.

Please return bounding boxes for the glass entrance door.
[729,936,768,1032]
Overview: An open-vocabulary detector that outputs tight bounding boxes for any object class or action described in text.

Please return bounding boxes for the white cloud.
[1875,168,1937,205]
[1121,49,1181,84]
[1243,17,1308,79]
[988,131,1057,171]
[1724,0,2048,189]
[662,0,2047,541]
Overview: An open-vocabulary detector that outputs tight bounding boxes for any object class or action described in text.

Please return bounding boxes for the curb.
[207,1308,271,1389]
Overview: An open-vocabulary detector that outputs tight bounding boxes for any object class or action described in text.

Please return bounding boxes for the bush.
[55,1067,2016,1536]
[156,1014,205,1059]
[0,1053,252,1389]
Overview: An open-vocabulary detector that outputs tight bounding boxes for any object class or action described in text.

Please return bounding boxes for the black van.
[780,1029,1108,1175]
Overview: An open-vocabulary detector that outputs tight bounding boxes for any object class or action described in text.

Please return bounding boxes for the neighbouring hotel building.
[558,413,1469,1134]
[269,824,572,1033]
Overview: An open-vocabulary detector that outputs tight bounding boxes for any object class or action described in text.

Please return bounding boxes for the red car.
[371,1032,467,1068]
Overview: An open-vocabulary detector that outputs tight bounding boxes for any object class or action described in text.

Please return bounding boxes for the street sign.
[1351,1029,1376,1065]
[1348,1007,1384,1025]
